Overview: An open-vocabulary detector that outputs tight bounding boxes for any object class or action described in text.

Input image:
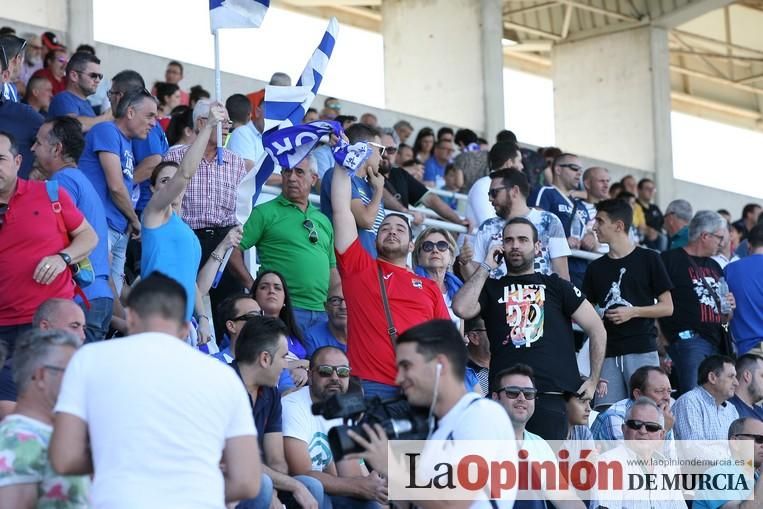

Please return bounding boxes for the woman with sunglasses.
[252,270,309,393]
[413,227,463,328]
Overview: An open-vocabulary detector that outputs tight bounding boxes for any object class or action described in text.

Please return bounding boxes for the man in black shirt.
[659,210,737,396]
[453,217,606,440]
[232,316,323,509]
[584,199,674,409]
[636,178,666,251]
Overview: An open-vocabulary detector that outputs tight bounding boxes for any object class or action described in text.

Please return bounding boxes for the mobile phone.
[493,249,503,263]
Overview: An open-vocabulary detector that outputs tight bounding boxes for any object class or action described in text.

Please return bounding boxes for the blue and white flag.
[209,0,269,32]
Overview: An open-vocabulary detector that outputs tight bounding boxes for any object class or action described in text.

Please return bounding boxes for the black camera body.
[312,393,430,462]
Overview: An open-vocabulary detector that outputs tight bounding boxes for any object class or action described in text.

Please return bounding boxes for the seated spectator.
[608,181,623,199]
[729,354,763,420]
[302,107,319,123]
[252,270,309,392]
[232,316,324,509]
[725,225,763,355]
[733,203,761,240]
[32,117,113,342]
[154,81,181,119]
[423,138,454,188]
[188,84,210,109]
[21,75,52,114]
[393,120,413,145]
[591,366,675,446]
[359,112,377,127]
[304,283,347,357]
[47,51,111,131]
[441,163,464,209]
[31,48,68,96]
[636,178,665,250]
[663,199,693,250]
[453,128,488,192]
[412,227,462,325]
[465,316,490,396]
[400,158,423,182]
[620,174,637,195]
[395,143,413,167]
[212,293,263,363]
[412,127,434,164]
[33,299,87,341]
[162,60,189,105]
[673,355,740,440]
[165,106,195,147]
[0,329,88,507]
[17,34,44,93]
[282,346,387,509]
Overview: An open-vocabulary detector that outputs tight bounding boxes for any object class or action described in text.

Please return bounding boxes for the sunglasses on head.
[734,433,763,444]
[314,365,351,378]
[500,386,537,400]
[625,419,662,433]
[303,219,319,244]
[421,240,449,253]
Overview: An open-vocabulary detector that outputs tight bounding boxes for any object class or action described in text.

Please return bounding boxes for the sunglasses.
[231,311,263,322]
[734,433,763,444]
[76,70,103,80]
[421,240,449,253]
[303,219,319,244]
[559,163,582,172]
[367,141,388,157]
[625,419,662,433]
[488,186,508,199]
[326,296,345,307]
[314,365,351,378]
[500,386,538,400]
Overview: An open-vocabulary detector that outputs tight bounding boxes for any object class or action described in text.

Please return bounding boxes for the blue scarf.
[414,266,463,300]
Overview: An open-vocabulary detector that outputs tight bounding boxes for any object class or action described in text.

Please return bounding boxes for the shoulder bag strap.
[377,265,398,345]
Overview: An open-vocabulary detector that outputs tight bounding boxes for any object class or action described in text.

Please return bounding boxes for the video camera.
[312,392,430,462]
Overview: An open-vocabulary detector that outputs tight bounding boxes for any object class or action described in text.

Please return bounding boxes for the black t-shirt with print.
[582,247,674,357]
[658,248,724,345]
[384,166,428,208]
[479,272,586,393]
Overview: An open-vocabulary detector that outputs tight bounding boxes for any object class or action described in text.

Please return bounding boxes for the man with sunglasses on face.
[212,294,263,364]
[239,153,340,335]
[47,52,112,132]
[282,346,387,508]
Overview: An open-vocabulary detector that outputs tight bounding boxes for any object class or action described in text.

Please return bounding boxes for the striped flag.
[209,0,269,32]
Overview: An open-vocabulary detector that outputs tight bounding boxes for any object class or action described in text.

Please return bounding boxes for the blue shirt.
[729,395,763,421]
[47,91,96,119]
[0,99,43,179]
[134,124,169,212]
[51,168,112,301]
[141,212,202,321]
[278,335,307,393]
[79,122,135,233]
[231,361,282,458]
[423,157,446,185]
[320,167,383,258]
[725,255,763,353]
[304,321,346,357]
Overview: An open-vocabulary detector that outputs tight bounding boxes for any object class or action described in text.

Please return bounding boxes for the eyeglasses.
[76,69,103,80]
[326,296,345,307]
[499,386,538,400]
[707,233,725,242]
[231,311,263,322]
[314,365,351,378]
[421,240,450,253]
[302,219,319,244]
[734,433,763,444]
[488,186,508,199]
[624,419,662,433]
[559,163,582,172]
[42,365,66,374]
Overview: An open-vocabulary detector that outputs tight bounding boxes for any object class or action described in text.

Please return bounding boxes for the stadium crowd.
[1,26,763,509]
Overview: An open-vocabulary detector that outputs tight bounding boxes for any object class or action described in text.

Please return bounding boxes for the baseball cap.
[41,31,64,51]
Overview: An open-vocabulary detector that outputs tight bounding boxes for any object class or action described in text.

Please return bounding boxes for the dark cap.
[42,31,64,51]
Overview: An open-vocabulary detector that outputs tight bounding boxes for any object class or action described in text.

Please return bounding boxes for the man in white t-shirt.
[49,273,261,509]
[344,319,518,508]
[283,346,386,508]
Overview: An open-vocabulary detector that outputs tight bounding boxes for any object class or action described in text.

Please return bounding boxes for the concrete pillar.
[67,0,94,50]
[381,0,504,138]
[552,27,675,208]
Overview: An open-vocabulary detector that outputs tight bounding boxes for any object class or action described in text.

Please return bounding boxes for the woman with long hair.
[165,106,196,147]
[412,127,435,164]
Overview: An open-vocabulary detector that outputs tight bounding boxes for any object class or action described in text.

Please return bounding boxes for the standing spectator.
[49,274,261,508]
[154,81,181,119]
[330,158,449,399]
[225,93,261,171]
[659,211,735,394]
[422,138,453,188]
[636,178,665,250]
[0,130,96,376]
[47,51,112,131]
[163,60,189,105]
[0,75,43,179]
[32,299,87,341]
[21,75,52,114]
[31,48,68,96]
[412,227,463,324]
[32,117,113,342]
[584,199,674,408]
[725,225,763,355]
[462,168,571,281]
[188,84,210,109]
[453,218,605,440]
[452,128,489,191]
[464,316,490,396]
[359,112,377,127]
[580,167,610,221]
[320,124,386,258]
[663,199,693,250]
[672,355,739,440]
[0,329,89,508]
[728,354,763,421]
[394,143,413,167]
[73,44,110,116]
[465,141,524,230]
[16,34,44,91]
[79,87,158,295]
[239,154,338,333]
[163,99,247,338]
[304,283,347,357]
[392,119,413,145]
[412,127,434,164]
[0,35,26,102]
[212,293,262,363]
[733,203,762,240]
[620,174,637,195]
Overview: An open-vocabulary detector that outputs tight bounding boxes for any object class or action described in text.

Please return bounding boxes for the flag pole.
[214,28,223,165]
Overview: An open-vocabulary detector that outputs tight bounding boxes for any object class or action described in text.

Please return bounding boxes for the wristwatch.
[57,252,72,265]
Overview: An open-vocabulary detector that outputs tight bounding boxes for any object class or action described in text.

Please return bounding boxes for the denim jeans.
[107,228,128,296]
[329,495,380,509]
[669,335,718,396]
[81,297,113,343]
[236,473,273,509]
[293,308,328,337]
[237,473,330,509]
[360,380,400,400]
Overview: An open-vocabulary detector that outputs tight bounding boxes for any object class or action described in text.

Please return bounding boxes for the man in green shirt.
[239,154,340,334]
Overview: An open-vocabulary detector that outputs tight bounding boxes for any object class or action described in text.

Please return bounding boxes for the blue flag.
[209,0,269,32]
